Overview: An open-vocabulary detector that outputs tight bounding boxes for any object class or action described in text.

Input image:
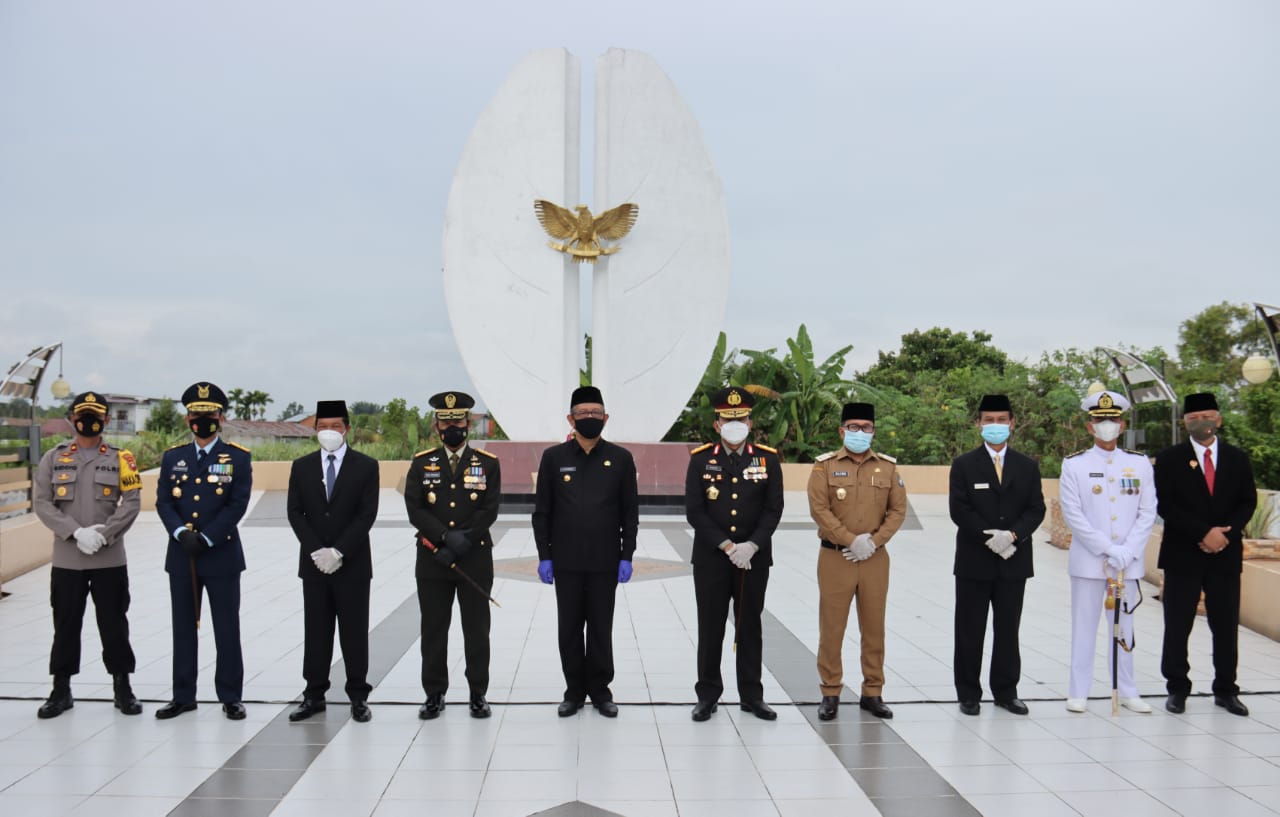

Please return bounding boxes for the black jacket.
[685,442,783,567]
[287,447,380,581]
[533,438,638,571]
[1155,440,1256,575]
[949,445,1045,580]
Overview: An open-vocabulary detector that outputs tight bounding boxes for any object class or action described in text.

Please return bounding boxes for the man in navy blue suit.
[155,382,253,720]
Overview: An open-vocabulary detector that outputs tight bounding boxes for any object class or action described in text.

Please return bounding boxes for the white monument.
[442,48,730,441]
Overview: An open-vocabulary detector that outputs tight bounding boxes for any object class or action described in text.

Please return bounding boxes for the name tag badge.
[974,482,990,490]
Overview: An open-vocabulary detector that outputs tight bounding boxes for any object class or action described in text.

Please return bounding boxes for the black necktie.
[326,454,336,501]
[197,448,206,466]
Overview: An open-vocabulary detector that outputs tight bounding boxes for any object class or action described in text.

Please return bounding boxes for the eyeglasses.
[572,410,606,419]
[841,423,875,433]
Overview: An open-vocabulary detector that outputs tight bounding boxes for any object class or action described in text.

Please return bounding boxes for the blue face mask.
[843,430,873,453]
[981,423,1011,445]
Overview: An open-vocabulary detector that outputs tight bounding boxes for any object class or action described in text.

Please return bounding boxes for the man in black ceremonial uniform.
[155,381,253,720]
[286,400,380,723]
[684,386,784,722]
[405,391,501,720]
[533,386,639,718]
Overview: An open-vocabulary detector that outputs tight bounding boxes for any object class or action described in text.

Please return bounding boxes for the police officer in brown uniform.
[405,391,502,720]
[685,386,784,722]
[807,402,907,721]
[33,392,144,718]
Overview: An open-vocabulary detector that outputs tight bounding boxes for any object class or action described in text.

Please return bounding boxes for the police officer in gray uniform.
[33,392,144,718]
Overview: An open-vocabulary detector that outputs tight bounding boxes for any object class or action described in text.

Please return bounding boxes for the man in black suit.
[1156,392,1257,716]
[155,382,253,720]
[405,391,501,720]
[533,386,639,718]
[949,394,1045,716]
[286,400,381,723]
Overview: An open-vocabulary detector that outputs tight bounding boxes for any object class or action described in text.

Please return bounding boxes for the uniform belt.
[820,540,845,551]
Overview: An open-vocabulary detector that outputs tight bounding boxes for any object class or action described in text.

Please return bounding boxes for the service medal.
[563,474,571,483]
[706,484,719,500]
[836,487,847,500]
[427,491,437,505]
[1092,485,1102,495]
[173,487,182,497]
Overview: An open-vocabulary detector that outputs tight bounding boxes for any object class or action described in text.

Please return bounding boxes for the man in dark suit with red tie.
[949,394,1046,717]
[1156,392,1257,716]
[286,400,381,722]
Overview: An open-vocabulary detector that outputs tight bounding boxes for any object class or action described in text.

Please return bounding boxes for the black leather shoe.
[469,695,491,719]
[818,695,839,721]
[155,701,197,720]
[351,701,372,723]
[1214,695,1249,717]
[419,693,445,720]
[1165,694,1186,714]
[691,701,718,722]
[859,695,893,719]
[959,699,981,716]
[112,676,141,716]
[594,700,619,718]
[223,702,247,720]
[740,700,777,721]
[289,699,326,722]
[37,690,74,720]
[557,699,583,717]
[994,697,1029,715]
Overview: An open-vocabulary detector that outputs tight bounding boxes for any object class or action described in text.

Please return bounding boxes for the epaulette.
[690,443,713,455]
[1123,449,1146,457]
[755,443,778,454]
[165,442,187,452]
[877,452,897,463]
[413,447,439,458]
[475,448,498,459]
[814,451,837,462]
[1064,449,1088,459]
[227,441,251,453]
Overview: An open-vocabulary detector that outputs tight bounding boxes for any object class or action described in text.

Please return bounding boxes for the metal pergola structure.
[1096,346,1179,447]
[1255,302,1280,371]
[0,343,66,466]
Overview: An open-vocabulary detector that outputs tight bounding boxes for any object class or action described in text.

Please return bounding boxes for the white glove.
[729,541,758,570]
[847,533,876,561]
[983,529,1015,556]
[998,544,1016,560]
[73,526,106,555]
[1105,548,1127,573]
[311,548,343,574]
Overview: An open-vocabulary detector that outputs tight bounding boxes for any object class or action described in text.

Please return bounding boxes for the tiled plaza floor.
[1,489,1278,816]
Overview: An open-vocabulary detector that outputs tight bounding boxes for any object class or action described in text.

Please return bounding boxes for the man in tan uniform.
[32,392,143,718]
[807,401,907,720]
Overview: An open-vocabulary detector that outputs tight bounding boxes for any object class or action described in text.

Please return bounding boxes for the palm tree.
[225,388,250,420]
[247,390,272,420]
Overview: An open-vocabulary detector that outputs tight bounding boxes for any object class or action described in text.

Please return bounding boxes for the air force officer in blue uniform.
[155,382,253,720]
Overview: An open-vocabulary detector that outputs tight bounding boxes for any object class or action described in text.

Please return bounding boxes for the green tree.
[225,388,251,420]
[247,390,272,420]
[663,332,734,442]
[277,401,305,421]
[1170,301,1268,393]
[144,398,184,434]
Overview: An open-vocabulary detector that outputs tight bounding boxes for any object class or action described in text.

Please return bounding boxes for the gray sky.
[2,0,1276,414]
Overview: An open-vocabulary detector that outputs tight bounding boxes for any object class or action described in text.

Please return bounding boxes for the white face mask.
[317,429,346,452]
[720,420,750,446]
[1091,420,1122,443]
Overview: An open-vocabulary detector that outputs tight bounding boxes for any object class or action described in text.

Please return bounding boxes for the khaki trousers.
[817,545,889,696]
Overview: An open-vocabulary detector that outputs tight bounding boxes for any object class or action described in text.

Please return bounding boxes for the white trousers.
[1070,576,1140,699]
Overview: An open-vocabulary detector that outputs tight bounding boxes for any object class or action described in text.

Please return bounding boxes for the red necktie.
[1203,449,1215,496]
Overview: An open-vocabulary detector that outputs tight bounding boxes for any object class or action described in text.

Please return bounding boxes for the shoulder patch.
[690,443,713,455]
[1064,449,1088,459]
[877,452,897,463]
[227,442,251,453]
[413,447,439,458]
[814,451,836,462]
[755,443,778,454]
[475,448,498,459]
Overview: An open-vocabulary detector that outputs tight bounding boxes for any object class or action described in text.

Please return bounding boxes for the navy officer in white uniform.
[1057,390,1156,713]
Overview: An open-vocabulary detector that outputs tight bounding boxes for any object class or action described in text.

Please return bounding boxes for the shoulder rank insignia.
[754,443,778,454]
[690,443,713,455]
[475,448,497,459]
[165,442,187,452]
[877,452,897,463]
[414,447,439,459]
[227,441,251,453]
[814,451,837,462]
[1123,449,1146,457]
[1064,449,1088,459]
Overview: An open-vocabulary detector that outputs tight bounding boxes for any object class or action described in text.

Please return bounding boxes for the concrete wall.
[0,515,51,585]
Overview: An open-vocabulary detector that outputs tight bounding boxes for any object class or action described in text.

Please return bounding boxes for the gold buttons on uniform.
[449,501,456,508]
[449,521,456,527]
[216,488,223,495]
[731,493,738,500]
[193,495,200,502]
[470,492,478,501]
[563,474,572,483]
[730,525,737,533]
[192,512,199,519]
[451,484,457,489]
[731,509,737,516]
[1111,515,1117,521]
[195,478,202,484]
[732,477,738,484]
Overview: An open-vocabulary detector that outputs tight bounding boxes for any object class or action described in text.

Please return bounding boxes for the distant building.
[220,420,316,448]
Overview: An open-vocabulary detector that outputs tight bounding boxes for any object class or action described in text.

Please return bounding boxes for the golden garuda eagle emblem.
[533,200,639,263]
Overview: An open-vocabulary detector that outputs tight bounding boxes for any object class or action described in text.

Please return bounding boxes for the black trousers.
[169,570,243,704]
[49,565,135,678]
[954,576,1026,702]
[693,560,768,703]
[417,552,493,697]
[302,578,372,702]
[1161,568,1240,697]
[555,569,618,703]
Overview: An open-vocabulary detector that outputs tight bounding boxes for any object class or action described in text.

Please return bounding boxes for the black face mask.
[190,416,220,438]
[73,414,103,437]
[574,417,605,440]
[441,425,468,449]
